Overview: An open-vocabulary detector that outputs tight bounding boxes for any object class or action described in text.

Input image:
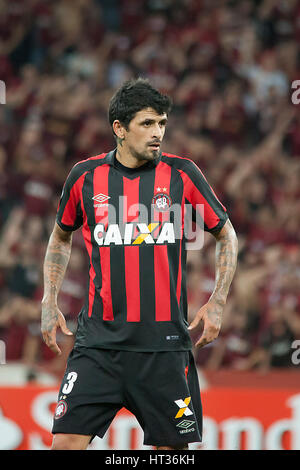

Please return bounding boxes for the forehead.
[133,107,168,121]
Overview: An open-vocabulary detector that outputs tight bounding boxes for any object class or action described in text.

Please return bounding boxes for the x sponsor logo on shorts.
[174,396,193,419]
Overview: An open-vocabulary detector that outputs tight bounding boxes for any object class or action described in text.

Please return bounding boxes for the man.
[41,78,238,450]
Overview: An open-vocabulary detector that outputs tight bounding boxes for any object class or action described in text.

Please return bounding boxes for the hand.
[41,302,73,355]
[188,300,223,348]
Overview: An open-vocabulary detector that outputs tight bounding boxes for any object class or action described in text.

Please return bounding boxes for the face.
[114,107,168,163]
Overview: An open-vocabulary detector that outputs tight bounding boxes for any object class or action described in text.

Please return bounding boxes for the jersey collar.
[105,149,161,168]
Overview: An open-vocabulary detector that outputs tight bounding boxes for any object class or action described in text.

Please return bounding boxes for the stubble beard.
[130,145,160,163]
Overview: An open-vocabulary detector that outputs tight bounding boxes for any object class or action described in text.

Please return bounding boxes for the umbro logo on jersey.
[92,193,111,207]
[174,397,193,418]
[94,222,176,246]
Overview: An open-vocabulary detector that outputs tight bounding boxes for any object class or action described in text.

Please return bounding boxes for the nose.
[152,123,163,140]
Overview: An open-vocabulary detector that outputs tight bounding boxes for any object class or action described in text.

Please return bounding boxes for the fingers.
[42,327,61,355]
[188,304,222,348]
[58,315,73,336]
[195,327,219,348]
[195,333,210,348]
[41,306,73,356]
[188,312,204,332]
[187,320,198,332]
[188,315,212,347]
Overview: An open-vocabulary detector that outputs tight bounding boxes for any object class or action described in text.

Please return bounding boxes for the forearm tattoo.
[211,220,238,311]
[42,231,72,304]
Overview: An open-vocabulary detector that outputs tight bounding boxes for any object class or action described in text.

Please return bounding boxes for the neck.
[116,145,149,169]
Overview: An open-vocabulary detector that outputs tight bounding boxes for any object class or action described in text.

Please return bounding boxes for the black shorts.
[52,347,202,447]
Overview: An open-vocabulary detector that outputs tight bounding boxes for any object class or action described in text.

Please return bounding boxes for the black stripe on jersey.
[82,170,103,317]
[108,167,127,321]
[138,169,156,322]
[179,236,188,322]
[167,165,184,317]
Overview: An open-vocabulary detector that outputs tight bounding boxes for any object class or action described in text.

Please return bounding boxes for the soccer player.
[41,78,238,450]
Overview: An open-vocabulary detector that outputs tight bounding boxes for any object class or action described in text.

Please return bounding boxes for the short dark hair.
[108,78,172,135]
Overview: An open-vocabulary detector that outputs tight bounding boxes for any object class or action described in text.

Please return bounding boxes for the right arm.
[41,222,73,355]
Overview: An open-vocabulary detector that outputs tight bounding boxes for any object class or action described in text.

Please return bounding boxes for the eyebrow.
[140,117,168,124]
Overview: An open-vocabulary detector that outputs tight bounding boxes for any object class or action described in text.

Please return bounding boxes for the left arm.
[188,219,238,348]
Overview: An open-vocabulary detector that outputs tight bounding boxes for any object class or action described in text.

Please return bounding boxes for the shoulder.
[65,153,108,185]
[71,152,108,174]
[161,152,204,178]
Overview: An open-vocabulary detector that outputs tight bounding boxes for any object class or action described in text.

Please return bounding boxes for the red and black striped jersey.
[56,150,228,351]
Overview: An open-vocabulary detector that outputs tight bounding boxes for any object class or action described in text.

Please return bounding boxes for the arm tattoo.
[41,230,72,329]
[210,220,238,315]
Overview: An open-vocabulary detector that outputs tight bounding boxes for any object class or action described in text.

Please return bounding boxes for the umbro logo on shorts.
[176,419,195,429]
[176,418,196,435]
[174,396,193,418]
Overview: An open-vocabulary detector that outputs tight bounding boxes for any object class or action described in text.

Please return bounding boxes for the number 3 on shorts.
[62,371,78,394]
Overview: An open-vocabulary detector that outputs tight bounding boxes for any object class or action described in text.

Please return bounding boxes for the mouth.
[148,143,161,151]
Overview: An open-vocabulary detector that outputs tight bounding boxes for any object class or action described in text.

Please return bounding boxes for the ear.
[113,120,126,139]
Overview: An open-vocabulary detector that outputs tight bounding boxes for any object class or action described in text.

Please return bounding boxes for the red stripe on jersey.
[176,189,184,307]
[100,247,113,320]
[123,177,140,223]
[94,164,113,321]
[123,176,140,322]
[74,172,96,319]
[176,236,182,306]
[153,162,172,321]
[88,268,96,317]
[60,172,86,228]
[154,245,171,321]
[82,226,96,318]
[125,246,140,321]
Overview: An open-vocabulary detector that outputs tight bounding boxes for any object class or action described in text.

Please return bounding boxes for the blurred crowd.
[0,0,300,377]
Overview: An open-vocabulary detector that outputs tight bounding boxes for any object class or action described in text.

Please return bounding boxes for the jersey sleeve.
[56,164,84,232]
[182,159,228,233]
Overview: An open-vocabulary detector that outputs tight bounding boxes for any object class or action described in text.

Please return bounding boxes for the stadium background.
[0,0,299,450]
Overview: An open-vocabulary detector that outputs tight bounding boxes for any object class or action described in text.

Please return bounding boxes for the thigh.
[52,348,124,439]
[51,433,92,450]
[123,350,202,447]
